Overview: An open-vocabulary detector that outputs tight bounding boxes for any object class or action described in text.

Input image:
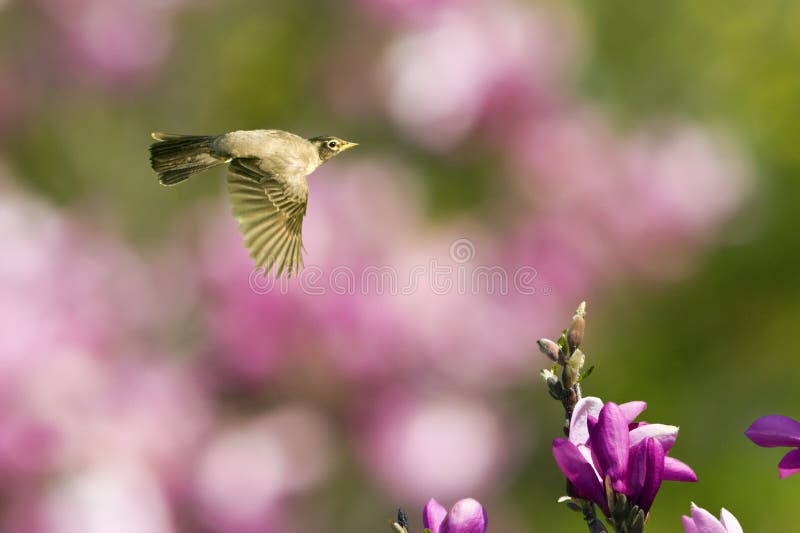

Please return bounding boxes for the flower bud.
[423,498,487,533]
[541,369,564,400]
[537,338,562,363]
[567,302,586,353]
[397,508,408,530]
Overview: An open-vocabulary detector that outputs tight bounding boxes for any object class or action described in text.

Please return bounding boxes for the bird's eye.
[327,140,338,149]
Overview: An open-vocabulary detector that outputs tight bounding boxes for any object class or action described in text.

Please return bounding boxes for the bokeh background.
[1,0,798,531]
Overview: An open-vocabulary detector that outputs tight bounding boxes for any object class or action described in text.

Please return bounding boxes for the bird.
[149,129,358,277]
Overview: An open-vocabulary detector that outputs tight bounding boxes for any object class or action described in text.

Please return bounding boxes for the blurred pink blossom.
[507,111,752,279]
[0,183,156,363]
[35,0,190,84]
[356,392,508,503]
[357,0,460,25]
[194,160,424,384]
[380,0,581,149]
[42,461,175,533]
[616,125,751,277]
[192,159,575,387]
[193,405,334,533]
[0,347,210,494]
[0,179,209,529]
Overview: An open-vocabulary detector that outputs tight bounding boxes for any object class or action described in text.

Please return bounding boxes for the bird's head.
[309,136,359,162]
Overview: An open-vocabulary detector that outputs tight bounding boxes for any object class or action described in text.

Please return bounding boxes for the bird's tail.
[149,132,224,186]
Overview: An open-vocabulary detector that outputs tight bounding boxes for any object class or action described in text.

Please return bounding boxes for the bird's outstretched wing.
[227,158,308,277]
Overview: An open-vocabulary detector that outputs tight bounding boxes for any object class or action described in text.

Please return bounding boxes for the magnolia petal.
[663,456,698,482]
[745,415,800,448]
[440,498,487,533]
[589,402,629,492]
[619,401,647,424]
[719,508,743,533]
[423,498,448,533]
[552,438,607,514]
[778,448,800,479]
[688,503,727,533]
[625,437,665,513]
[627,441,647,503]
[629,424,678,452]
[682,515,700,533]
[569,397,604,446]
[578,444,602,482]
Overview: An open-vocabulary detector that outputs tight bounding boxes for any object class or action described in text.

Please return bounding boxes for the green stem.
[581,503,608,533]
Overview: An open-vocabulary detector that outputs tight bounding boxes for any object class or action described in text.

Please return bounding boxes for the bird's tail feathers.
[149,132,223,186]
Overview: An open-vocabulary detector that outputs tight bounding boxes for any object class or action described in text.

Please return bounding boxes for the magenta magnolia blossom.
[552,398,697,515]
[681,503,742,533]
[745,414,800,478]
[423,498,487,533]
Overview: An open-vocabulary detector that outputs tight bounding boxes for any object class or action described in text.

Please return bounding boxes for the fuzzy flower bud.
[567,301,586,353]
[541,368,564,400]
[537,338,562,363]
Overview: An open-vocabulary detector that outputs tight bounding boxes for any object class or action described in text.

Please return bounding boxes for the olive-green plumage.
[149,129,358,277]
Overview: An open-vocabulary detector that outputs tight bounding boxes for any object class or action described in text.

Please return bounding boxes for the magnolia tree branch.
[540,302,608,533]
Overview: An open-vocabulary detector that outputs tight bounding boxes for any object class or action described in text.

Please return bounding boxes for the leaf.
[578,365,595,383]
[557,331,569,353]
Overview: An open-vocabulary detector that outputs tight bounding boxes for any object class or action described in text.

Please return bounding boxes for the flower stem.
[581,502,608,533]
[562,382,582,437]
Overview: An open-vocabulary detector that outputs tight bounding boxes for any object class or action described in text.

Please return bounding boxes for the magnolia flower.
[552,398,697,515]
[423,498,487,533]
[745,415,800,478]
[681,503,743,533]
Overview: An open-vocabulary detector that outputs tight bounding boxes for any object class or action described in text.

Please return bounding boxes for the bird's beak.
[341,140,359,151]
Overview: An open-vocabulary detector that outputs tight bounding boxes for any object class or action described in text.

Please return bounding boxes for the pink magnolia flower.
[552,398,696,515]
[745,414,800,478]
[682,503,742,533]
[423,498,487,533]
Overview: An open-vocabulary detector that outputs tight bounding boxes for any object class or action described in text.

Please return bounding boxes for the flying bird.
[149,129,358,277]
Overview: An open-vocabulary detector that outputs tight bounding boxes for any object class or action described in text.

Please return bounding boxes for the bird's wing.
[227,158,308,277]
